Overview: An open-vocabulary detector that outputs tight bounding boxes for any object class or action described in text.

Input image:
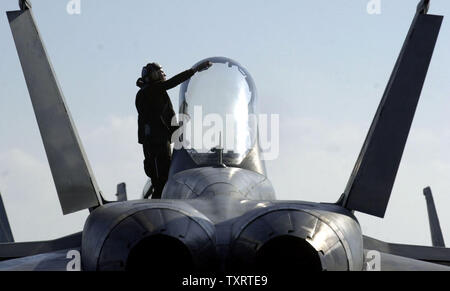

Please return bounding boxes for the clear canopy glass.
[178,57,258,166]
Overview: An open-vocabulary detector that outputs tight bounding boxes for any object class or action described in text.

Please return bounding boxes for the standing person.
[136,61,212,198]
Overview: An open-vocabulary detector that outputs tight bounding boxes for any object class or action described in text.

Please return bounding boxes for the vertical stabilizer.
[7,8,102,214]
[341,0,443,217]
[423,187,445,247]
[0,192,14,243]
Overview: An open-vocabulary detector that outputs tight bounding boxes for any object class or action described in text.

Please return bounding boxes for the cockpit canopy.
[178,57,258,166]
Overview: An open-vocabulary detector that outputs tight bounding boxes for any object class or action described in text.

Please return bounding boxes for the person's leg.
[153,142,171,198]
[143,141,171,199]
[143,142,159,198]
[150,155,163,199]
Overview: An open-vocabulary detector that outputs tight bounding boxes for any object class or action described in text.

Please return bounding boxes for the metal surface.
[423,187,445,247]
[115,183,128,202]
[163,167,275,201]
[0,232,81,260]
[170,145,267,177]
[364,235,450,267]
[81,194,363,271]
[18,0,32,10]
[82,165,363,272]
[417,0,430,14]
[82,200,217,271]
[0,248,79,271]
[7,9,102,214]
[342,9,443,217]
[363,249,450,271]
[0,193,14,243]
[228,203,363,271]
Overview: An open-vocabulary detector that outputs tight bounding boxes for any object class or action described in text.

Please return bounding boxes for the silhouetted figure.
[136,61,212,198]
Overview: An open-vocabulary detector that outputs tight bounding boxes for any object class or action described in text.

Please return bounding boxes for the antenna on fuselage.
[212,131,226,168]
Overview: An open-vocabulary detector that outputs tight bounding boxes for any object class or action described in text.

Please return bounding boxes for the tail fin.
[423,187,445,247]
[0,192,14,243]
[340,0,443,217]
[7,8,103,214]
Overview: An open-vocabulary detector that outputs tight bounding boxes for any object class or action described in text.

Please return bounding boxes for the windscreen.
[178,57,257,166]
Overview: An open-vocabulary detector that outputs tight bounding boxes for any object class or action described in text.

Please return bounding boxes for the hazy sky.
[0,0,450,246]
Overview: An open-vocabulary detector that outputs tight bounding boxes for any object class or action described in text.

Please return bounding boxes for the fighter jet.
[1,0,450,273]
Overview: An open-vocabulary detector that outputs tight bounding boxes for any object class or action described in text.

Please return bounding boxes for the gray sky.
[0,0,449,246]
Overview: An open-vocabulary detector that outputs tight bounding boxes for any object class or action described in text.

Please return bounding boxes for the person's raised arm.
[160,61,213,90]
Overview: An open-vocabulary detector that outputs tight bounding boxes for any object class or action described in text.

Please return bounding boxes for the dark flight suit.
[136,69,195,198]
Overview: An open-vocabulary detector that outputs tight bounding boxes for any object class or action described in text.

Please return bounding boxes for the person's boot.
[143,185,154,199]
[152,183,163,199]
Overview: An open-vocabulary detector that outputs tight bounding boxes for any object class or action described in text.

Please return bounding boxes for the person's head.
[142,62,166,83]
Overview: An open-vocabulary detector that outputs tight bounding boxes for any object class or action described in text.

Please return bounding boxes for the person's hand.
[194,61,213,72]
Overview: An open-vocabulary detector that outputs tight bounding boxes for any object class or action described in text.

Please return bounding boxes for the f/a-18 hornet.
[1,0,449,272]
